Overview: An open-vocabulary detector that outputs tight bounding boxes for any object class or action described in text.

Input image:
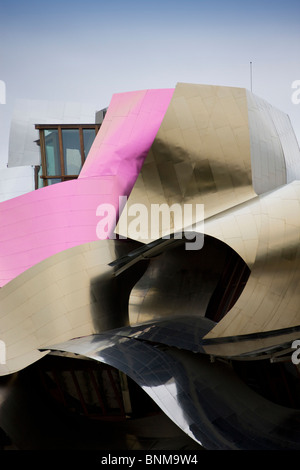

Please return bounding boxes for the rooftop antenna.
[250,61,253,92]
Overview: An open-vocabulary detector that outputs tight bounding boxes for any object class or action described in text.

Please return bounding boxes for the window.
[35,124,100,188]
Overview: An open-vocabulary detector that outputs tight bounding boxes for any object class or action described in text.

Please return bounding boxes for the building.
[1,83,300,450]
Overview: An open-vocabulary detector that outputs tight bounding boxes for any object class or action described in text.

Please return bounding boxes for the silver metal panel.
[47,333,300,450]
[268,104,300,183]
[246,90,300,194]
[0,166,34,202]
[8,99,98,167]
[246,90,287,194]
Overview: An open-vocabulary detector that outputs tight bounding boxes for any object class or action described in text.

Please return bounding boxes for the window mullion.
[58,126,65,178]
[79,127,85,166]
[39,129,48,186]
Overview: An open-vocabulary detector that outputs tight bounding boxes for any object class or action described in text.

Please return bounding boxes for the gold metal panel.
[204,181,300,339]
[116,83,300,341]
[127,236,228,326]
[116,83,257,242]
[0,240,139,375]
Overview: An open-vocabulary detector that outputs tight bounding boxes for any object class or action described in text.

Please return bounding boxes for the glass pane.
[47,178,62,185]
[44,129,61,176]
[62,129,82,175]
[83,128,96,159]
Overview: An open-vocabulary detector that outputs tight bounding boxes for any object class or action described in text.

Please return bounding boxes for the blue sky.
[0,0,299,165]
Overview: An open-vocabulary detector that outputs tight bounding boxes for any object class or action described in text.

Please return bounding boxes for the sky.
[0,0,299,167]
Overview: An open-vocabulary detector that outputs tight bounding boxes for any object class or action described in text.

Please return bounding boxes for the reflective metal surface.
[204,180,300,339]
[47,333,300,450]
[246,89,300,191]
[1,83,300,450]
[0,239,143,375]
[117,83,300,242]
[0,89,173,287]
[116,83,257,240]
[0,232,240,375]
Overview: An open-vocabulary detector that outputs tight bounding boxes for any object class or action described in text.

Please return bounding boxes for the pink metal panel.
[79,89,174,179]
[0,89,174,287]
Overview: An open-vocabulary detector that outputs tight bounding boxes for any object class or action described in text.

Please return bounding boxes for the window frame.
[35,124,100,187]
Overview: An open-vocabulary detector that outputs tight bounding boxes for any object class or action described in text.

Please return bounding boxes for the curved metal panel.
[246,90,287,194]
[0,89,173,287]
[46,333,300,450]
[79,89,174,179]
[116,83,257,242]
[204,180,300,338]
[0,231,244,375]
[246,89,300,190]
[117,83,300,244]
[0,238,144,375]
[125,233,249,325]
[2,82,300,451]
[102,315,216,353]
[0,177,125,286]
